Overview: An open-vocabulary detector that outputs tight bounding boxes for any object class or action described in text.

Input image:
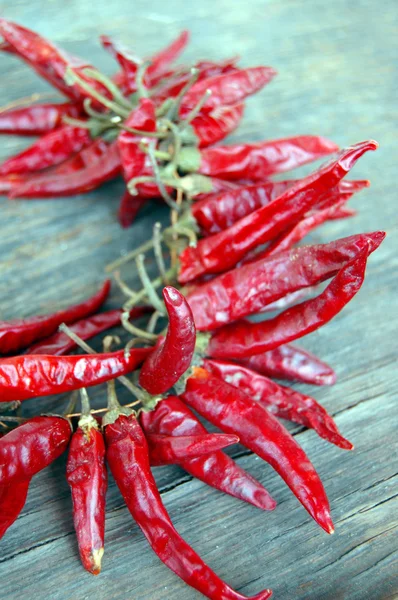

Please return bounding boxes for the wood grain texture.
[0,0,397,598]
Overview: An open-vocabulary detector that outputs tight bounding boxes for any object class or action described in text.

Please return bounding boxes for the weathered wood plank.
[0,0,397,598]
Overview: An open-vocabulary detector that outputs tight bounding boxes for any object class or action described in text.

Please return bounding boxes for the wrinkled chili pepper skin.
[208,246,373,358]
[66,416,107,575]
[0,125,91,176]
[203,359,352,450]
[192,104,245,148]
[106,414,272,600]
[10,142,121,198]
[238,344,336,386]
[25,306,150,355]
[0,416,71,485]
[0,479,30,539]
[179,141,377,282]
[0,103,80,135]
[181,66,277,112]
[182,368,334,533]
[0,279,111,354]
[0,348,151,402]
[140,396,276,511]
[146,432,239,466]
[139,287,196,394]
[187,231,385,331]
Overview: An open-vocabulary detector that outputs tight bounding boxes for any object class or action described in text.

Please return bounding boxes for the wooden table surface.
[0,1,397,599]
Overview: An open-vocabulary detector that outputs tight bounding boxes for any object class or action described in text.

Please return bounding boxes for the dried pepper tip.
[87,547,104,576]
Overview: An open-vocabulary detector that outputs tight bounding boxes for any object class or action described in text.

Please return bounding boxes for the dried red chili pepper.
[0,416,71,485]
[140,396,276,511]
[66,413,107,575]
[179,141,377,282]
[203,359,352,449]
[105,411,272,600]
[182,367,334,533]
[0,103,81,135]
[25,306,150,355]
[0,479,30,539]
[187,231,385,331]
[146,431,239,465]
[0,279,110,354]
[191,103,245,148]
[118,191,149,228]
[10,142,121,198]
[207,246,373,358]
[0,347,150,402]
[238,344,336,386]
[139,287,196,394]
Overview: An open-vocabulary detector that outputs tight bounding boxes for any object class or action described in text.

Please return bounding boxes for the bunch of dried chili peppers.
[0,19,386,599]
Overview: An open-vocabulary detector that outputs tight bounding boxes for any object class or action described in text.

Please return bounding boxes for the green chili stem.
[82,68,134,111]
[153,222,168,282]
[106,238,155,272]
[136,254,166,315]
[121,311,158,340]
[65,67,130,118]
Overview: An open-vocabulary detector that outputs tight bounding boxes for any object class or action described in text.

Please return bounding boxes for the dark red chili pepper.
[0,279,111,354]
[203,359,352,450]
[179,141,377,282]
[0,479,30,539]
[0,416,71,485]
[146,431,239,465]
[182,367,334,533]
[105,412,272,600]
[207,246,372,359]
[118,191,149,228]
[238,344,336,386]
[66,413,107,575]
[10,142,121,198]
[187,231,385,331]
[180,66,277,113]
[146,30,190,82]
[140,396,276,511]
[191,103,245,148]
[0,125,91,176]
[0,103,81,135]
[139,287,196,394]
[25,306,151,356]
[0,347,151,403]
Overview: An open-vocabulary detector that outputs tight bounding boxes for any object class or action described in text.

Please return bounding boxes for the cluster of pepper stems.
[0,19,386,600]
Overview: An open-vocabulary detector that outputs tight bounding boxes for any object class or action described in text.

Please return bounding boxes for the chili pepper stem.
[135,254,166,315]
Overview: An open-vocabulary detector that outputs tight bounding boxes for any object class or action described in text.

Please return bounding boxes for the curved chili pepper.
[105,412,273,600]
[118,191,149,228]
[147,30,190,81]
[0,479,30,539]
[0,103,81,135]
[0,416,71,485]
[187,231,385,331]
[146,431,239,466]
[66,414,107,575]
[0,279,110,354]
[25,306,151,356]
[140,396,276,511]
[10,142,121,198]
[180,66,277,112]
[238,344,336,386]
[192,103,245,148]
[182,367,334,533]
[139,287,196,394]
[179,141,377,282]
[0,125,91,176]
[0,347,151,402]
[203,359,352,450]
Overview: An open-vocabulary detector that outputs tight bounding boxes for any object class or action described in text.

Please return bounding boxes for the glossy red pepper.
[182,367,334,533]
[147,431,239,465]
[208,246,373,358]
[0,103,81,135]
[203,359,352,449]
[105,412,272,600]
[118,191,149,228]
[0,416,71,485]
[10,142,121,198]
[0,279,110,354]
[0,347,151,402]
[25,306,150,355]
[179,141,377,282]
[0,479,30,539]
[238,344,336,386]
[191,103,245,148]
[66,414,107,575]
[187,231,385,331]
[139,287,196,394]
[140,396,276,511]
